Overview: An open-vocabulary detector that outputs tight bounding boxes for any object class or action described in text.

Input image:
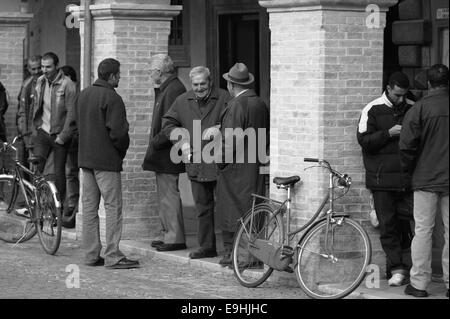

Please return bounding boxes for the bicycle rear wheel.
[232,204,283,288]
[35,180,62,255]
[295,217,371,299]
[0,175,36,243]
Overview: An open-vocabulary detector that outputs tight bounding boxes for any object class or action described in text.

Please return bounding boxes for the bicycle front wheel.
[0,175,37,243]
[232,204,283,288]
[35,180,62,255]
[295,217,371,299]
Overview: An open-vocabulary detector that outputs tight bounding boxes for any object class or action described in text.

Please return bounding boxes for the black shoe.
[105,257,140,269]
[404,284,428,298]
[151,240,164,248]
[156,243,187,252]
[219,254,232,267]
[85,257,105,266]
[189,249,218,259]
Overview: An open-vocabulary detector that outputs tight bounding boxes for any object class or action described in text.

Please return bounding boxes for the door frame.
[206,0,270,106]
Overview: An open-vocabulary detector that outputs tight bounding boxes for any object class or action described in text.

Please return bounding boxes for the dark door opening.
[218,13,260,94]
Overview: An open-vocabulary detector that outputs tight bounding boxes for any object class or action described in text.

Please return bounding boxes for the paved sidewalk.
[62,229,448,300]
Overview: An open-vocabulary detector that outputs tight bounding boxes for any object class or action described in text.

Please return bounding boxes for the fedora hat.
[223,63,254,86]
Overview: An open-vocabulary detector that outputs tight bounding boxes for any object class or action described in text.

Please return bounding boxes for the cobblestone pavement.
[0,237,308,299]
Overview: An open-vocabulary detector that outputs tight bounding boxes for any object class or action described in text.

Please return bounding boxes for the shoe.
[189,249,218,259]
[105,257,140,269]
[388,273,407,286]
[404,284,428,298]
[219,254,232,267]
[151,240,164,248]
[156,243,187,252]
[85,257,105,267]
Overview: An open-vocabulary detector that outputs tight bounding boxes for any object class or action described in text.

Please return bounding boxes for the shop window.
[169,0,190,67]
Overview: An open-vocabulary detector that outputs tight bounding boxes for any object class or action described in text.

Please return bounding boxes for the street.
[0,237,308,300]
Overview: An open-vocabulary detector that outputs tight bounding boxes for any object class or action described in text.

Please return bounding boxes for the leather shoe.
[151,240,164,248]
[219,254,232,267]
[106,257,140,269]
[189,249,218,259]
[85,257,104,266]
[404,284,428,298]
[156,243,187,252]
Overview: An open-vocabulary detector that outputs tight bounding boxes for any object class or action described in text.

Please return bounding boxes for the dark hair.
[98,58,120,81]
[28,55,42,64]
[388,71,410,89]
[61,65,77,83]
[41,52,59,67]
[427,64,449,88]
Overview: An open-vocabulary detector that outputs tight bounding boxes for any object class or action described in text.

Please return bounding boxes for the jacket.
[32,70,77,143]
[216,89,270,232]
[0,82,8,142]
[399,87,449,193]
[142,75,186,174]
[17,75,39,137]
[357,92,414,190]
[162,86,230,182]
[78,79,130,172]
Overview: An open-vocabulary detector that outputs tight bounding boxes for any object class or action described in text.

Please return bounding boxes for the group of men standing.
[142,55,269,266]
[358,65,449,298]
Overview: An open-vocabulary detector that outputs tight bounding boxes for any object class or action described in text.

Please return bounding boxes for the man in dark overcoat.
[142,54,187,252]
[162,66,230,259]
[216,63,269,266]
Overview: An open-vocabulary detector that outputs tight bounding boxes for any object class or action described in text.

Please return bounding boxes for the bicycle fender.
[296,214,350,246]
[39,180,61,208]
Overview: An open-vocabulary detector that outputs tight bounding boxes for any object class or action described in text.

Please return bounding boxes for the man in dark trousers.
[142,54,187,252]
[216,63,269,267]
[400,64,449,298]
[162,66,230,259]
[31,52,76,211]
[357,71,415,286]
[0,78,8,143]
[78,58,139,269]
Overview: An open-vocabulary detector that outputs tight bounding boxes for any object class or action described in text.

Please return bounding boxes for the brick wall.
[262,2,394,269]
[75,2,180,241]
[0,19,29,144]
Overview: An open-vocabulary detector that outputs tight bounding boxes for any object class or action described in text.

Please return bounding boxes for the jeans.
[81,168,125,266]
[65,135,79,213]
[155,173,185,244]
[410,190,449,290]
[33,129,69,203]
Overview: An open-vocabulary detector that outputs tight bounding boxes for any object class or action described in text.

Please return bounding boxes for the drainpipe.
[83,0,92,88]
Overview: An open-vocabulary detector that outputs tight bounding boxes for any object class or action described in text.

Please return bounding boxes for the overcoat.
[216,90,269,232]
[142,75,186,174]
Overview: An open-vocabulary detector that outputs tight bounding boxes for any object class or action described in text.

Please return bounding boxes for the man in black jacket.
[142,54,187,252]
[78,58,139,269]
[400,64,449,298]
[162,66,230,259]
[357,71,415,286]
[0,80,8,143]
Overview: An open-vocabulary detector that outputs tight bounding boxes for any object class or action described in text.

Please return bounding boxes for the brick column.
[0,12,33,142]
[259,0,397,267]
[74,1,181,241]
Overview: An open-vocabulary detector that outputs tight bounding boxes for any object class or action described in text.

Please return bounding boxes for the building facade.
[1,0,448,274]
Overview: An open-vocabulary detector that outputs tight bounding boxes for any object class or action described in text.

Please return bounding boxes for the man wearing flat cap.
[216,62,270,267]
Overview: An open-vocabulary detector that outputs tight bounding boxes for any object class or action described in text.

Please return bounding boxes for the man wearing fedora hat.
[216,62,269,267]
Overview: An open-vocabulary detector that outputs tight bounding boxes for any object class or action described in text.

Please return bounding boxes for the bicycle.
[0,134,62,255]
[232,158,372,299]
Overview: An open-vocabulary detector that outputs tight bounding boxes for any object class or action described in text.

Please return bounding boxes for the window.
[169,0,190,66]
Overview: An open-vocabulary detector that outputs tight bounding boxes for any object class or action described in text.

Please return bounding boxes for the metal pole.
[83,0,92,88]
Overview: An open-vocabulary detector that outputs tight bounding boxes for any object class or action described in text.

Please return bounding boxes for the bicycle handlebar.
[304,157,352,187]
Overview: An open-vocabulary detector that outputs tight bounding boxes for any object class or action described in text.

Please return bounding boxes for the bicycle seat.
[273,176,301,187]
